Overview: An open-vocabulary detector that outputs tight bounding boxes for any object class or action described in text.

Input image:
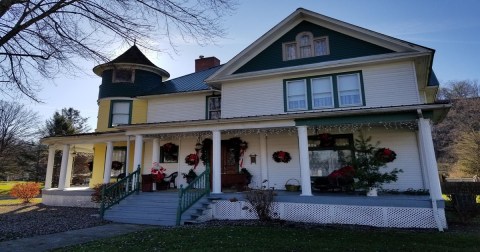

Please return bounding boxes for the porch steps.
[182,197,220,225]
[103,191,179,226]
[103,191,214,226]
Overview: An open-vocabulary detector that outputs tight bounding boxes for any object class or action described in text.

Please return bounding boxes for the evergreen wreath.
[272,151,292,163]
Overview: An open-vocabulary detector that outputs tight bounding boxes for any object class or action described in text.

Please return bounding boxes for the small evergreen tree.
[351,133,402,190]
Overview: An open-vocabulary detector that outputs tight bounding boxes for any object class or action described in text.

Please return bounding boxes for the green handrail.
[176,164,210,225]
[100,165,141,218]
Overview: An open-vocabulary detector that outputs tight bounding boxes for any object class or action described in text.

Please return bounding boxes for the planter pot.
[367,187,378,197]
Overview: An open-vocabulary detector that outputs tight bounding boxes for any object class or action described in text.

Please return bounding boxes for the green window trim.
[284,71,365,112]
[108,100,133,128]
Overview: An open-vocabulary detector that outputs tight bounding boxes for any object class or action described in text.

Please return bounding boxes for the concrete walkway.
[0,223,149,252]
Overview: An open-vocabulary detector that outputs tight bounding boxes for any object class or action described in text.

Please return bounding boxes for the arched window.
[283,32,329,61]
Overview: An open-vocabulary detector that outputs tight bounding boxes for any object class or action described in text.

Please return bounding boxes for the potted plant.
[350,133,402,196]
[182,169,197,184]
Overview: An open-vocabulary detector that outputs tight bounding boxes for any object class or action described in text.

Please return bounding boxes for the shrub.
[442,182,480,223]
[10,182,41,203]
[91,183,115,203]
[244,189,277,221]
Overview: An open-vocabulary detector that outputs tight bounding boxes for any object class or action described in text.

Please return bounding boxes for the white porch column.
[44,146,56,189]
[125,136,131,176]
[133,135,144,172]
[259,134,269,187]
[58,144,70,190]
[418,118,443,200]
[152,138,160,164]
[65,152,74,188]
[418,118,445,231]
[212,130,222,194]
[297,126,312,196]
[103,141,114,184]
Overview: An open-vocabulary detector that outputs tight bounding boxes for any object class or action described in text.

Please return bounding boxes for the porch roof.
[116,103,450,133]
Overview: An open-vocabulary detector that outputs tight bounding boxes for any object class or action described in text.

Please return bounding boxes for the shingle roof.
[109,45,158,67]
[143,65,222,95]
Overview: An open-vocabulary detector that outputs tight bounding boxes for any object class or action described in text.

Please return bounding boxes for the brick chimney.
[195,55,220,72]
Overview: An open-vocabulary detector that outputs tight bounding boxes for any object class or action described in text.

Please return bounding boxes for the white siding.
[222,77,284,118]
[362,62,420,107]
[265,134,301,190]
[147,93,206,123]
[221,61,421,118]
[357,128,424,190]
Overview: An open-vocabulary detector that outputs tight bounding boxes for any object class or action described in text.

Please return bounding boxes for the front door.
[221,140,239,174]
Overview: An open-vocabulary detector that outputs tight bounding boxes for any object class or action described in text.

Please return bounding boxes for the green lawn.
[55,224,479,252]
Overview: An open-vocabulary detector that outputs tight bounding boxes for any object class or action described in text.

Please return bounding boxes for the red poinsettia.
[185,153,199,166]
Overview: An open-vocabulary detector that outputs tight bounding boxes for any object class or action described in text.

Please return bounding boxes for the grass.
[55,224,480,252]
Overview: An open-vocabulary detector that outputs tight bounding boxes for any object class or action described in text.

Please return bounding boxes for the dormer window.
[283,32,329,61]
[113,68,135,83]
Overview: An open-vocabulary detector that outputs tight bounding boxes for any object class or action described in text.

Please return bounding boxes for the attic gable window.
[113,69,135,83]
[283,32,329,61]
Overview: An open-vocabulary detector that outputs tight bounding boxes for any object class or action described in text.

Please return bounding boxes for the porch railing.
[176,164,210,225]
[100,166,141,218]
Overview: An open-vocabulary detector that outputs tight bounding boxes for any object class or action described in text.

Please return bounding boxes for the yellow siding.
[132,99,148,124]
[96,99,147,132]
[96,100,112,132]
[90,143,106,187]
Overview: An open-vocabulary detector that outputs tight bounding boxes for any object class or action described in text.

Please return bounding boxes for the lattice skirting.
[212,200,447,229]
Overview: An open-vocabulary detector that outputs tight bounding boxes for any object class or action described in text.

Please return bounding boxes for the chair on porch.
[164,172,178,189]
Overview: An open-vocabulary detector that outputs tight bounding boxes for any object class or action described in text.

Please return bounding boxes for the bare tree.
[437,80,479,100]
[0,0,236,101]
[0,100,40,178]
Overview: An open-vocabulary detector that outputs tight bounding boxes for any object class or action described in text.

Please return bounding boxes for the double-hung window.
[207,96,221,119]
[311,77,334,108]
[286,79,307,111]
[110,101,131,127]
[337,73,362,107]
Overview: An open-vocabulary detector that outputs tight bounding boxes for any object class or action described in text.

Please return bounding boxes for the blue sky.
[26,0,480,131]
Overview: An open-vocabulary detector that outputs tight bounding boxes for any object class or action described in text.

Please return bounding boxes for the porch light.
[195,142,203,151]
[249,154,257,164]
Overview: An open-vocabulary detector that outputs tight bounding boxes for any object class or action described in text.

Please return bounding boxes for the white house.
[41,8,449,230]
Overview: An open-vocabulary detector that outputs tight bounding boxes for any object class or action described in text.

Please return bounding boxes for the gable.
[234,21,394,74]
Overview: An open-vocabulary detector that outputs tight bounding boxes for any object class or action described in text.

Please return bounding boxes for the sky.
[23,0,480,132]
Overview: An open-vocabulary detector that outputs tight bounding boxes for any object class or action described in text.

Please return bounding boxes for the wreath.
[272,151,292,163]
[318,133,335,147]
[185,153,199,166]
[375,148,397,163]
[162,142,178,155]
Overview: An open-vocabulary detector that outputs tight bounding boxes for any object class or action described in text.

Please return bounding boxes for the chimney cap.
[199,55,204,59]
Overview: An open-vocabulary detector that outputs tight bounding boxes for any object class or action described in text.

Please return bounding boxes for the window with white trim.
[286,79,307,111]
[337,73,362,107]
[110,101,131,127]
[311,76,334,108]
[284,72,364,112]
[207,96,221,119]
[113,69,135,83]
[283,32,329,61]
